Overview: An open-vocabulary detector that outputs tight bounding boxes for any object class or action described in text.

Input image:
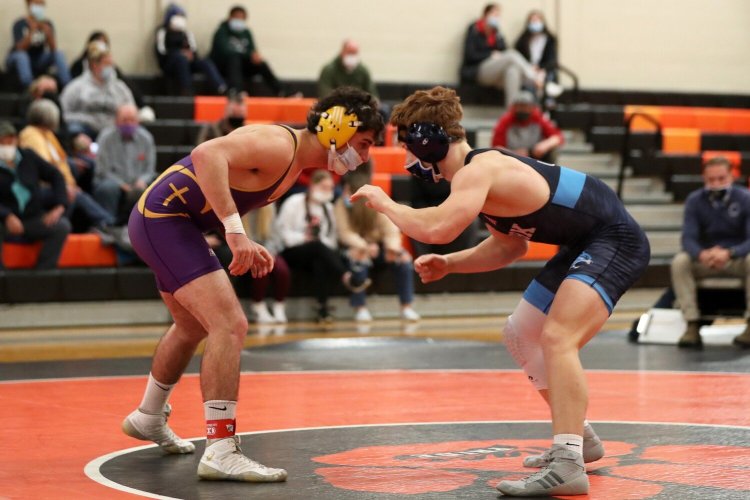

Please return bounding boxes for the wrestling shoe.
[498,445,588,496]
[198,435,287,482]
[122,403,195,454]
[523,423,604,467]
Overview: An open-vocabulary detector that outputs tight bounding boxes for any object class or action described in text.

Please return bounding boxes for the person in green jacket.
[318,39,378,100]
[209,5,282,96]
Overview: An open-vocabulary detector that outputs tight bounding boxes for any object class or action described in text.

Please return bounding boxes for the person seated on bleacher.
[318,39,378,100]
[5,0,71,91]
[18,99,115,234]
[209,5,284,96]
[460,3,542,108]
[0,120,70,270]
[273,169,368,323]
[93,104,155,224]
[671,156,750,349]
[491,90,564,163]
[514,10,561,99]
[155,4,227,96]
[409,174,479,259]
[70,31,149,115]
[196,90,247,145]
[60,41,135,139]
[334,172,420,322]
[206,205,291,324]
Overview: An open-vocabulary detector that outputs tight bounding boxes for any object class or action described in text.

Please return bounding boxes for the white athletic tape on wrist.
[222,213,246,235]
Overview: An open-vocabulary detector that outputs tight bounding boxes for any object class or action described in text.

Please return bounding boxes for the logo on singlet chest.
[509,223,537,240]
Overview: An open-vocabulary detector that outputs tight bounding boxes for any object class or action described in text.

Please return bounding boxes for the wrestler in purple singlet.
[128,125,297,293]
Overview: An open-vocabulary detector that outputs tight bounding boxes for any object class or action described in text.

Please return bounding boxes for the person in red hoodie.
[491,90,564,163]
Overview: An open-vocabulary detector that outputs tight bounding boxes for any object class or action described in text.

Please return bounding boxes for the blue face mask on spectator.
[487,16,500,29]
[528,20,544,33]
[100,66,115,83]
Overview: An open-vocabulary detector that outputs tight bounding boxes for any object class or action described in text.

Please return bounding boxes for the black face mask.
[515,111,531,122]
[708,188,729,203]
[227,117,245,129]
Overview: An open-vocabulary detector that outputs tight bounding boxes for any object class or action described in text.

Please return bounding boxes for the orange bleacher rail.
[370,147,407,174]
[520,241,558,261]
[625,105,750,134]
[194,96,316,123]
[371,172,393,197]
[2,234,117,269]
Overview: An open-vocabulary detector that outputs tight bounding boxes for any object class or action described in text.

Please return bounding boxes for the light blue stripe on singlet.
[551,166,586,209]
[566,273,614,313]
[522,279,555,314]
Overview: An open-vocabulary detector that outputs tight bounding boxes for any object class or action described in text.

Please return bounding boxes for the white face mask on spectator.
[29,3,45,21]
[0,145,17,163]
[170,15,187,31]
[310,189,334,204]
[342,54,360,71]
[99,65,115,83]
[228,18,246,32]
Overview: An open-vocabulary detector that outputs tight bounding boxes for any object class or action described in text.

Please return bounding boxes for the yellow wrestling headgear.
[315,106,362,150]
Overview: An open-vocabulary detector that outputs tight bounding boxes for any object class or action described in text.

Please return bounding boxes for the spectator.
[207,205,291,324]
[18,99,114,233]
[514,10,559,83]
[60,41,135,139]
[491,90,564,163]
[335,172,420,322]
[409,177,478,258]
[318,39,378,99]
[209,5,284,96]
[274,169,368,323]
[196,90,247,144]
[5,0,71,90]
[70,31,149,113]
[155,4,227,96]
[94,104,155,224]
[671,156,750,349]
[460,3,542,108]
[0,121,70,269]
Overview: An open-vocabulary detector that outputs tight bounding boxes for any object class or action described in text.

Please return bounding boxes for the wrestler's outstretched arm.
[351,161,491,245]
[414,226,527,283]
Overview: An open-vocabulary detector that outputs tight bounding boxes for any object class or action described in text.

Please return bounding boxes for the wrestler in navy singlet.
[127,125,298,293]
[468,148,651,313]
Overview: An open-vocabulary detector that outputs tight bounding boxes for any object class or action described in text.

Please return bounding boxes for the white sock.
[553,433,583,455]
[204,400,237,442]
[139,373,175,415]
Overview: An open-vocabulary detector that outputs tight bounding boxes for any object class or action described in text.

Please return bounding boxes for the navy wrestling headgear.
[399,122,452,183]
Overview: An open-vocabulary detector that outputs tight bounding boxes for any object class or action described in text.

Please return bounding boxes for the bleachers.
[2,73,749,303]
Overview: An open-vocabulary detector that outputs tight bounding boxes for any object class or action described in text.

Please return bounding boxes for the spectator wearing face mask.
[60,41,135,139]
[70,31,149,113]
[491,90,563,163]
[18,99,115,234]
[514,10,559,83]
[318,39,378,100]
[273,169,369,323]
[0,121,70,270]
[6,0,71,91]
[196,90,247,145]
[209,5,284,96]
[155,4,227,96]
[671,157,750,349]
[460,3,543,108]
[335,172,420,322]
[93,104,155,224]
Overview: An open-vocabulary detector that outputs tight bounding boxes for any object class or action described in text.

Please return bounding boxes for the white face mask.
[228,18,246,32]
[327,144,363,176]
[170,15,187,31]
[342,54,360,71]
[487,16,500,29]
[29,3,45,21]
[99,65,115,82]
[0,144,17,163]
[310,189,334,204]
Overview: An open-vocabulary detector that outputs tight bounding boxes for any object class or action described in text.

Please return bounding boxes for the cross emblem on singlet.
[509,223,536,240]
[162,183,189,207]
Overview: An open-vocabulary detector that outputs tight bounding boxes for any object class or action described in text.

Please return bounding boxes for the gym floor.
[1,316,749,499]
